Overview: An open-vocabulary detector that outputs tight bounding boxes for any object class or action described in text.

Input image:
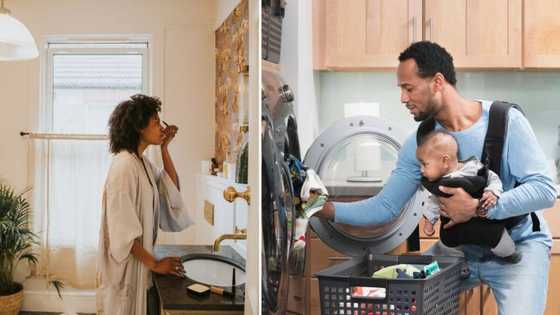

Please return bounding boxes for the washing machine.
[261,70,299,314]
[303,116,424,257]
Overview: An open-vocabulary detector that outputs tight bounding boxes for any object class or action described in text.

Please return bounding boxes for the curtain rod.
[20,131,108,141]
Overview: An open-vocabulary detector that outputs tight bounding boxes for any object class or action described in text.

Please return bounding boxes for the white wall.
[215,0,242,30]
[0,0,217,244]
[280,0,321,156]
[245,0,260,312]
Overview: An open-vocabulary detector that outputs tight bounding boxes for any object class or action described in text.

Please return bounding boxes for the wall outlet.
[204,200,215,225]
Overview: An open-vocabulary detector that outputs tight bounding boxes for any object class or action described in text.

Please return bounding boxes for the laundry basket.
[315,254,466,315]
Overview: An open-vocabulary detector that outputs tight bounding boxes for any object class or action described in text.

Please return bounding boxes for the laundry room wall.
[318,71,560,181]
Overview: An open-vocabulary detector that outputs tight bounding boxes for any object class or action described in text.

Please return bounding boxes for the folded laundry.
[372,264,421,279]
[422,261,440,277]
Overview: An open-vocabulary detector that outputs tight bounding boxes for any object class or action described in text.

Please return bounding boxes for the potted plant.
[0,184,62,314]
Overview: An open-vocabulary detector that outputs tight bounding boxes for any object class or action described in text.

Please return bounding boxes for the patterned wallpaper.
[215,0,248,168]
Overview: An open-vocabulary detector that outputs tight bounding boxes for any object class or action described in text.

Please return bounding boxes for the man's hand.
[422,216,436,236]
[313,201,335,220]
[438,186,479,229]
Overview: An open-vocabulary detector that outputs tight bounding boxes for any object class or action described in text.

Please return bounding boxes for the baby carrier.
[407,101,541,251]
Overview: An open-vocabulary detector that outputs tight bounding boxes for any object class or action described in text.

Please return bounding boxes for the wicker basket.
[0,283,23,315]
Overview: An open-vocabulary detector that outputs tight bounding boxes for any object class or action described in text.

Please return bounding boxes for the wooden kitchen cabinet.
[524,0,560,68]
[315,0,422,70]
[423,0,522,68]
[546,240,560,315]
[286,275,306,313]
[313,0,524,70]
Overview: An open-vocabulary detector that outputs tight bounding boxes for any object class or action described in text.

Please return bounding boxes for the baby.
[416,130,520,263]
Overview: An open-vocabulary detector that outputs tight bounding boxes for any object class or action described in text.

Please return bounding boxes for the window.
[33,39,149,288]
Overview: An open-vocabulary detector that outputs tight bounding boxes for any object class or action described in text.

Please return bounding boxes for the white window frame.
[33,35,152,255]
[39,34,151,135]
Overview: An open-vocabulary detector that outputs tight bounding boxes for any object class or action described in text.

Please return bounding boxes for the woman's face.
[140,114,165,145]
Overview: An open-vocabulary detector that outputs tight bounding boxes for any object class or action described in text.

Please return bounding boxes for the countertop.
[153,244,245,311]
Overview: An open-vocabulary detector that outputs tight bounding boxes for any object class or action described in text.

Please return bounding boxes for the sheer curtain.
[32,49,145,288]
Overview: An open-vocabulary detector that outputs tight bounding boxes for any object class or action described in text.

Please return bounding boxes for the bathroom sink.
[181,253,246,287]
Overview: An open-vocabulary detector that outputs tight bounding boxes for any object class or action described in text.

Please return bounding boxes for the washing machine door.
[304,116,424,257]
[261,103,295,314]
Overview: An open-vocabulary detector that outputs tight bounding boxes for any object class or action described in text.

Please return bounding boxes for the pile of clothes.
[371,261,441,280]
[287,155,329,273]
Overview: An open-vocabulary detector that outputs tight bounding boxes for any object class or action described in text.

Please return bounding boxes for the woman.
[97,94,193,315]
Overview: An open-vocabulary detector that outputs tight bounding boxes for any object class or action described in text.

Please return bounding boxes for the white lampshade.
[0,10,38,61]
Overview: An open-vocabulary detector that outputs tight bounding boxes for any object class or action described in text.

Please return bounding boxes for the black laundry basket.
[315,254,466,315]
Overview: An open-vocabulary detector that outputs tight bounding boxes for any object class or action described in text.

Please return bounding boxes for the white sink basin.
[182,255,246,287]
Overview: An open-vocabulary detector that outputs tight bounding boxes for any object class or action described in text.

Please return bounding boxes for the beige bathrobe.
[96,151,193,315]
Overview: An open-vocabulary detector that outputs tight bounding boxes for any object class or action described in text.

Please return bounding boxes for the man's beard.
[413,100,437,121]
[413,111,432,122]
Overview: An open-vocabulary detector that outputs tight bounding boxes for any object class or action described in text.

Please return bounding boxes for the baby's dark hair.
[417,129,460,159]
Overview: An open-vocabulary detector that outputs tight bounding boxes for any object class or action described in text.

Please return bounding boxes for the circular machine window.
[305,116,422,256]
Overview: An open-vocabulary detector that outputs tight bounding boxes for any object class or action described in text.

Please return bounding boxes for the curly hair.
[108,94,162,154]
[398,41,457,86]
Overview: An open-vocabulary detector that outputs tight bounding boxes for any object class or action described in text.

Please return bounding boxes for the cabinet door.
[424,0,522,68]
[481,285,498,315]
[321,0,422,69]
[546,240,560,315]
[524,0,560,68]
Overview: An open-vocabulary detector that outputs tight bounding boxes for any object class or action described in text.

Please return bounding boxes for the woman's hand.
[152,256,185,277]
[161,123,179,148]
[160,121,180,188]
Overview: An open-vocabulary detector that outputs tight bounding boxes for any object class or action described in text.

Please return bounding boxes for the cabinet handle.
[412,16,417,43]
[328,256,350,261]
[223,186,251,205]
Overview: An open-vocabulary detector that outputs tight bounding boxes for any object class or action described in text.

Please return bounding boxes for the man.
[314,41,556,315]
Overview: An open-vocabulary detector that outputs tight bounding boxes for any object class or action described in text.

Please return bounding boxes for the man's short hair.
[399,41,457,86]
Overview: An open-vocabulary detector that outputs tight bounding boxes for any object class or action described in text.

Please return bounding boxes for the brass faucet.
[213,228,247,252]
[223,186,251,205]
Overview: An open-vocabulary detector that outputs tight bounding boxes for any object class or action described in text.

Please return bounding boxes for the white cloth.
[293,217,308,249]
[300,169,328,202]
[423,157,503,225]
[96,151,193,315]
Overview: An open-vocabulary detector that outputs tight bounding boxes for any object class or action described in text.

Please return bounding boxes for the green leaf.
[0,183,38,288]
[49,280,65,299]
[18,252,38,265]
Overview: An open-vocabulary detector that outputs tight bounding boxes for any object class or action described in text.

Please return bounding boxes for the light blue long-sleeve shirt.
[334,100,557,248]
